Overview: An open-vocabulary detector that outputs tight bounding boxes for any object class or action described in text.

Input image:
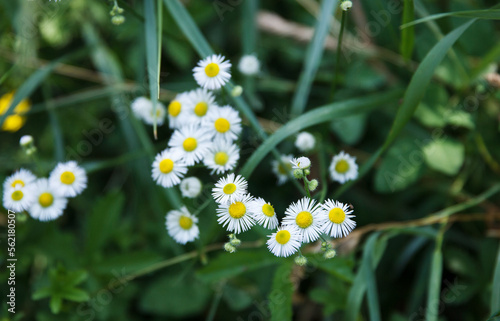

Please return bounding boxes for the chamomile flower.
[216,194,255,234]
[271,154,294,185]
[238,54,260,76]
[212,173,248,204]
[290,156,311,170]
[168,125,212,166]
[203,140,240,175]
[193,54,231,90]
[49,161,87,197]
[3,168,36,190]
[329,151,358,184]
[29,179,68,221]
[167,93,191,129]
[282,197,325,243]
[202,105,242,143]
[249,197,279,229]
[321,200,356,238]
[131,97,167,126]
[151,149,188,188]
[166,206,199,244]
[295,132,315,152]
[3,185,35,212]
[267,225,301,257]
[186,88,217,123]
[180,177,202,198]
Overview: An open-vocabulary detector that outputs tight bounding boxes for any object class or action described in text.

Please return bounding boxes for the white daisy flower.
[290,156,311,170]
[321,200,356,238]
[20,135,34,147]
[238,54,260,76]
[49,161,87,197]
[203,140,240,175]
[267,225,301,257]
[166,206,199,244]
[329,151,358,184]
[167,93,191,129]
[212,173,248,204]
[271,154,294,185]
[3,185,35,212]
[282,197,325,243]
[29,179,68,221]
[249,197,279,229]
[295,132,315,152]
[131,97,167,126]
[186,88,217,123]
[193,54,231,90]
[216,194,255,234]
[180,177,203,198]
[202,105,242,143]
[168,125,212,166]
[152,149,188,188]
[3,168,37,190]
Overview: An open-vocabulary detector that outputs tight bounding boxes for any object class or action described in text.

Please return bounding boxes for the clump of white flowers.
[238,54,260,76]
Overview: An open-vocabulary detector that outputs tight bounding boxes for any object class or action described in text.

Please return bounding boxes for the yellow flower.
[0,91,31,132]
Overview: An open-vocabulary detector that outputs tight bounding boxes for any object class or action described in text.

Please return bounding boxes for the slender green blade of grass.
[425,223,446,321]
[471,42,500,79]
[491,242,500,316]
[239,89,403,178]
[401,8,500,29]
[400,0,415,61]
[242,0,258,54]
[144,0,159,138]
[43,84,64,162]
[363,235,382,321]
[290,0,337,117]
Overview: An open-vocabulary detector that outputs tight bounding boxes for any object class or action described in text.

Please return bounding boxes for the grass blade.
[425,222,446,321]
[401,8,500,29]
[270,261,294,321]
[400,0,415,61]
[42,84,64,162]
[242,0,258,54]
[239,89,403,178]
[491,242,500,316]
[290,0,337,117]
[144,0,159,138]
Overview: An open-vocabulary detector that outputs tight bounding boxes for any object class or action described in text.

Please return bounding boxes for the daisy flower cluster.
[2,161,87,221]
[212,158,357,260]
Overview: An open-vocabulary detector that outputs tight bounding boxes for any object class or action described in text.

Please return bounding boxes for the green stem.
[303,175,312,198]
[331,10,347,100]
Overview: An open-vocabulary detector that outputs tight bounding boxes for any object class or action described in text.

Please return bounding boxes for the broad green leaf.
[311,255,355,283]
[401,8,500,29]
[59,288,90,302]
[197,249,278,283]
[85,190,125,256]
[240,89,403,178]
[222,284,253,311]
[400,0,415,60]
[492,244,500,316]
[290,0,337,116]
[269,261,294,321]
[423,139,465,175]
[330,113,367,145]
[50,295,62,314]
[374,137,424,193]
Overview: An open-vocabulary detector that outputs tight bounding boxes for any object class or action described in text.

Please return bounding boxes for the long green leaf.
[400,0,415,61]
[290,0,337,117]
[269,261,294,321]
[335,20,476,197]
[492,243,500,316]
[144,0,159,137]
[242,0,258,54]
[363,235,382,321]
[401,8,500,29]
[425,224,445,321]
[239,89,403,178]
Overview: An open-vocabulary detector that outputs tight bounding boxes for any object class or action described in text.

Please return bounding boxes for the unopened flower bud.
[230,238,241,246]
[231,85,243,97]
[112,15,125,25]
[340,1,352,11]
[324,249,337,259]
[308,179,318,191]
[224,243,236,253]
[293,169,303,179]
[294,255,308,266]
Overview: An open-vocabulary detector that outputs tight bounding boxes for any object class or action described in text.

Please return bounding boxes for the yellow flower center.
[275,230,291,245]
[329,208,346,224]
[228,201,246,218]
[11,179,25,188]
[39,192,54,208]
[194,102,208,117]
[11,190,23,201]
[179,215,193,230]
[159,159,174,173]
[205,63,220,77]
[223,183,236,194]
[214,152,229,165]
[262,204,275,217]
[214,118,230,133]
[168,101,181,117]
[296,211,313,228]
[335,159,350,174]
[60,171,75,185]
[183,137,197,152]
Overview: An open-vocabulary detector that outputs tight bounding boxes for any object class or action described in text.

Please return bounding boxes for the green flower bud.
[231,85,243,97]
[293,169,303,179]
[294,255,308,266]
[308,179,318,191]
[324,249,337,259]
[111,15,125,25]
[230,238,241,246]
[224,243,236,253]
[304,169,311,176]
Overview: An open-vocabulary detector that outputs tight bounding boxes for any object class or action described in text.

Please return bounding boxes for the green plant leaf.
[401,8,500,29]
[269,261,294,321]
[290,0,337,116]
[144,0,160,136]
[240,89,403,178]
[50,295,62,314]
[423,138,465,175]
[400,0,415,60]
[425,229,445,321]
[492,244,500,316]
[59,288,90,302]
